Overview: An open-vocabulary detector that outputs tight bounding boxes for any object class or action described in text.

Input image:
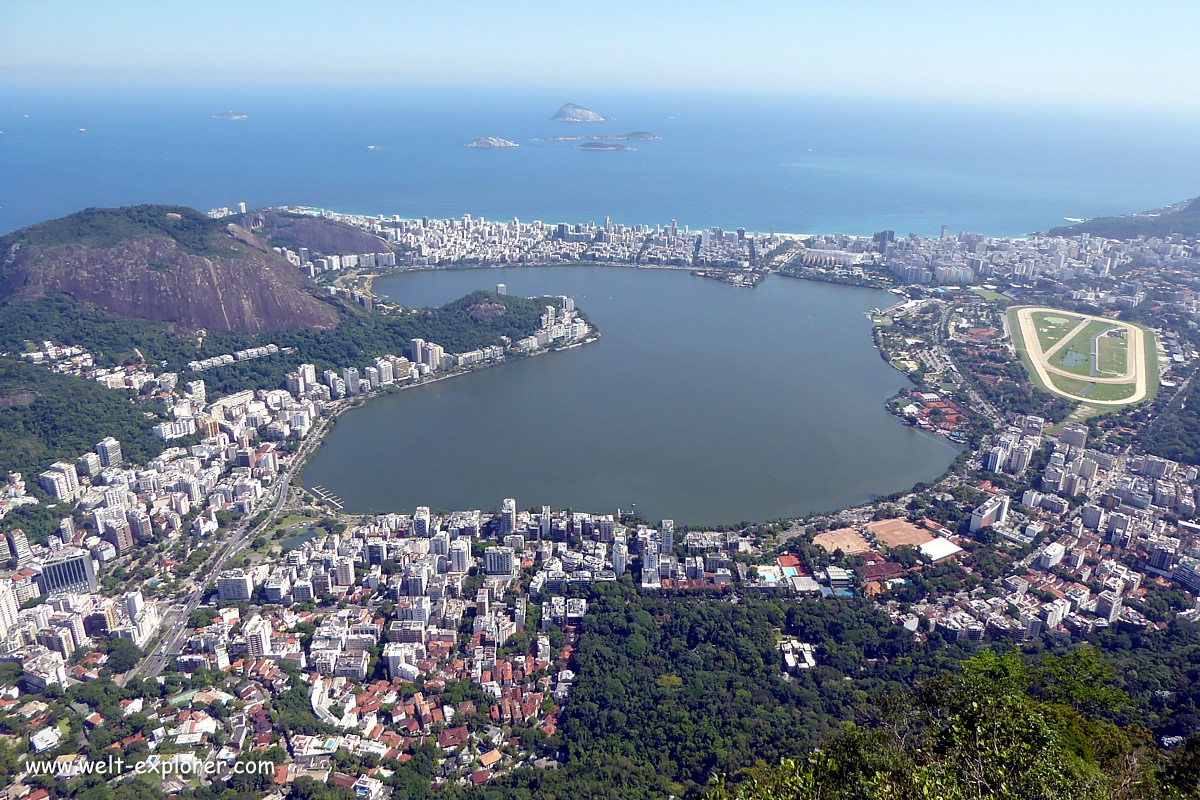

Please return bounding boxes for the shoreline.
[275,204,1056,242]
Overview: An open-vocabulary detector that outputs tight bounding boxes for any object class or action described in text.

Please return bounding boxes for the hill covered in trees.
[1049,196,1200,240]
[0,359,165,481]
[704,648,1200,800]
[454,591,1200,800]
[0,288,555,397]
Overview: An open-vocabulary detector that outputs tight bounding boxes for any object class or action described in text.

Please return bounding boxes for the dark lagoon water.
[301,267,961,523]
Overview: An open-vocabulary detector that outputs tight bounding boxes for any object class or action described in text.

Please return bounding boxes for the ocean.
[1,83,1197,237]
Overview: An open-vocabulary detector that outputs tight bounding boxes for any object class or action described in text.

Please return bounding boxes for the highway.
[119,413,334,685]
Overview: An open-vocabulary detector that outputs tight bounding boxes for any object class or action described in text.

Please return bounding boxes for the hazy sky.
[3,0,1198,109]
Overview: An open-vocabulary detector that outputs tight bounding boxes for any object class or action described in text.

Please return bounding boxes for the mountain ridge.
[0,205,340,335]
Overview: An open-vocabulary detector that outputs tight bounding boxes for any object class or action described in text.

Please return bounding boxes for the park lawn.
[1031,310,1084,352]
[1085,382,1138,402]
[1048,373,1092,395]
[1143,326,1161,405]
[1096,333,1128,376]
[971,287,1010,303]
[1047,373,1137,403]
[1048,319,1114,376]
[265,513,313,537]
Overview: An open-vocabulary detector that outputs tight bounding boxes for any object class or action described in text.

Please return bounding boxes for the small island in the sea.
[466,137,520,149]
[550,131,660,142]
[213,111,248,121]
[552,103,609,122]
[578,142,633,151]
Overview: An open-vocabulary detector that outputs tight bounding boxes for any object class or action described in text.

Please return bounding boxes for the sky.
[2,0,1199,110]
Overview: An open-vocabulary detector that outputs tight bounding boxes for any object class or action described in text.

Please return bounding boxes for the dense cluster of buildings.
[274,207,787,270]
[6,205,1200,793]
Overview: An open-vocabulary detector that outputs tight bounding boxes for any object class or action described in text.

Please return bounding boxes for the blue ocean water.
[0,83,1197,237]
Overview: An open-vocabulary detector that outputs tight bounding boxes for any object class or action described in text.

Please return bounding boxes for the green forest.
[448,590,1200,800]
[703,648,1200,800]
[1141,382,1200,465]
[0,204,236,257]
[0,359,165,481]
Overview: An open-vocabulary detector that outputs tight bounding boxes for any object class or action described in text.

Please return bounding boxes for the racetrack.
[1013,306,1149,406]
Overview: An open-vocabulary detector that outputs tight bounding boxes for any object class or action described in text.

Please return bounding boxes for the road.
[120,413,335,685]
[936,300,1002,425]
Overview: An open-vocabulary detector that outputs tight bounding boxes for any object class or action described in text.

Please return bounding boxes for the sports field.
[812,528,871,555]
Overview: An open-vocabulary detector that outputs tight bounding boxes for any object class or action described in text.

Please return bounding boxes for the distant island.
[466,137,519,149]
[578,142,633,152]
[552,103,608,122]
[550,131,660,142]
[212,111,248,121]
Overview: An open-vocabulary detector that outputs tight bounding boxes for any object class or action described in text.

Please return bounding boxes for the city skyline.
[3,0,1199,112]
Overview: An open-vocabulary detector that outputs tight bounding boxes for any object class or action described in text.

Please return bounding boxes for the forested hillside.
[0,289,553,397]
[0,360,165,481]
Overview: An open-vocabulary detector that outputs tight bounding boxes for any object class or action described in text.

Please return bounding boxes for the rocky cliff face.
[0,206,339,334]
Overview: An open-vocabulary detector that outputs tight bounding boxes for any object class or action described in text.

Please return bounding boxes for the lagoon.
[301,267,960,523]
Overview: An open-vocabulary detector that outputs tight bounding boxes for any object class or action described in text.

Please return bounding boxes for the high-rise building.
[5,528,33,564]
[1060,423,1088,450]
[335,557,355,586]
[342,367,360,395]
[1149,537,1179,571]
[660,520,675,555]
[1096,590,1123,623]
[449,539,471,573]
[38,462,80,501]
[187,379,207,403]
[412,507,431,538]
[96,437,123,468]
[424,343,444,370]
[540,506,551,540]
[485,546,515,576]
[410,338,425,364]
[285,371,307,396]
[38,548,99,594]
[969,495,1009,533]
[216,570,254,602]
[0,581,19,639]
[104,522,134,555]
[122,591,145,620]
[244,614,272,657]
[612,543,628,577]
[500,498,517,536]
[1038,542,1066,571]
[76,452,102,479]
[37,627,75,658]
[366,538,387,565]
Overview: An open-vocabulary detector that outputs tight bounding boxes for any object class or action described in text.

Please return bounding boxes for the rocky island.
[578,142,633,151]
[552,102,608,122]
[550,131,660,142]
[466,136,520,149]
